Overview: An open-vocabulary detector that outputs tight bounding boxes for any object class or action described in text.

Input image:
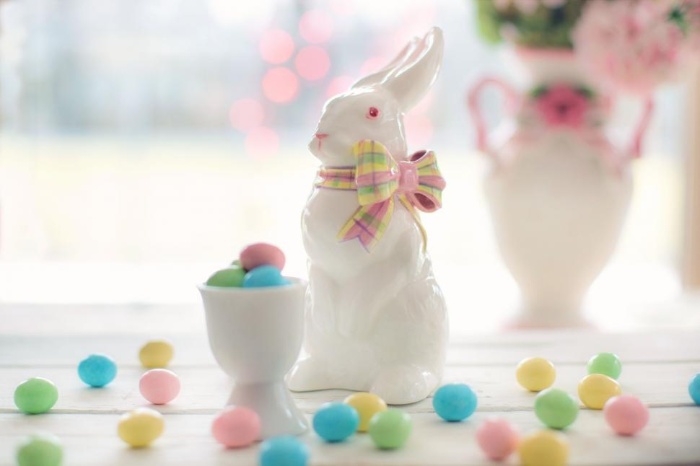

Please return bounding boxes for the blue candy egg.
[313,402,360,442]
[690,373,700,405]
[433,383,478,422]
[259,436,309,466]
[78,354,117,388]
[242,265,289,288]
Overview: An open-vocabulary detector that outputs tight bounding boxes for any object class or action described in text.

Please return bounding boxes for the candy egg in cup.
[198,276,308,438]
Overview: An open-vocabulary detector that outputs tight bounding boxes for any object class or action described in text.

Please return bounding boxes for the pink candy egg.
[239,243,285,271]
[212,406,261,448]
[139,369,181,405]
[476,418,520,460]
[604,395,649,436]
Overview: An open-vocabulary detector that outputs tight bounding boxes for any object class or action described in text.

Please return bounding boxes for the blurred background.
[0,0,696,333]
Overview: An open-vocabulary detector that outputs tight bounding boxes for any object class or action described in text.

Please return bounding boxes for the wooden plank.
[1,362,696,415]
[2,331,700,368]
[1,408,698,465]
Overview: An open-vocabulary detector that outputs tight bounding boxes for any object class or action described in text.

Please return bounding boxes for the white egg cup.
[198,279,308,438]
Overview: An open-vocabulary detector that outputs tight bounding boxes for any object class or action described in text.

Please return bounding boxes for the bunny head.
[308,27,444,167]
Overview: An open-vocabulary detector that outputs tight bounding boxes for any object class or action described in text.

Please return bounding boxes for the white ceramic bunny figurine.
[288,27,448,405]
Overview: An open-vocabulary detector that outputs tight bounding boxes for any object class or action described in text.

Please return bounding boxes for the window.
[0,0,690,332]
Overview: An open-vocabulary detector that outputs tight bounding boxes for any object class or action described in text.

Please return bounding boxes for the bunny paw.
[370,364,439,405]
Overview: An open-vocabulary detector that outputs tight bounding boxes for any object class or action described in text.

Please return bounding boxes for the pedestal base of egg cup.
[198,279,309,438]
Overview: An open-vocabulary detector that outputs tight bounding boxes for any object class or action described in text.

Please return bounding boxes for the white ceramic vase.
[468,48,653,327]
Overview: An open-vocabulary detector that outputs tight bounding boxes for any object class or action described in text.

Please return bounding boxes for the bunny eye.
[366,107,380,119]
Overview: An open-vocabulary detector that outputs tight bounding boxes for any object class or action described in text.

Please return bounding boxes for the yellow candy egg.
[518,430,569,466]
[344,392,388,432]
[516,357,556,392]
[118,408,164,447]
[139,340,174,368]
[578,373,621,409]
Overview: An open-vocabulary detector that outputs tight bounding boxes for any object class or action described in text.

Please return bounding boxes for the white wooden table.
[1,303,699,465]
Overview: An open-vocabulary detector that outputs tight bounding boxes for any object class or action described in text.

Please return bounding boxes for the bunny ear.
[382,27,444,111]
[351,37,420,89]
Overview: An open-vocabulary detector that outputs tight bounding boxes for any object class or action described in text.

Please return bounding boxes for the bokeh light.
[262,67,299,104]
[299,9,334,44]
[259,29,295,64]
[295,46,331,81]
[229,98,265,132]
[325,75,356,98]
[245,126,279,159]
[404,113,434,148]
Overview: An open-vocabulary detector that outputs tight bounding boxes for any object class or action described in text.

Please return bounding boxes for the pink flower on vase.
[534,85,589,129]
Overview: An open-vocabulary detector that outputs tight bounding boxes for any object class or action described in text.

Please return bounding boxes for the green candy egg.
[534,388,579,430]
[368,409,412,449]
[16,433,63,466]
[587,352,622,380]
[206,266,245,287]
[14,378,59,414]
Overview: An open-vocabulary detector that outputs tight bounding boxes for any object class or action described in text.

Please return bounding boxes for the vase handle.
[466,77,519,160]
[628,96,655,159]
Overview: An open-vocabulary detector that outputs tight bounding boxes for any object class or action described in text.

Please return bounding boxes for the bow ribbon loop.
[315,139,446,251]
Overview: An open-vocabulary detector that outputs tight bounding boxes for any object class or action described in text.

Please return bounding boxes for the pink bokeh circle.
[262,67,299,104]
[295,46,331,81]
[259,29,295,65]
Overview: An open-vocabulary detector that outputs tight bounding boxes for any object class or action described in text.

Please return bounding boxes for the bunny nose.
[315,133,328,140]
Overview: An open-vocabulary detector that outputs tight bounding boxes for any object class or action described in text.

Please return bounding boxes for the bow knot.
[316,140,445,251]
[398,161,418,193]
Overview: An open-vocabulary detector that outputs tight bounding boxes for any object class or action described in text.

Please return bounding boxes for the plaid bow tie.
[315,139,446,251]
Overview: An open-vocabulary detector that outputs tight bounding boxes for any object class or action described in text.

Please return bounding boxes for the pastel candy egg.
[240,243,286,271]
[587,352,622,379]
[212,406,261,448]
[206,266,246,288]
[16,433,63,466]
[118,408,164,448]
[518,430,569,466]
[343,392,388,432]
[139,369,181,405]
[138,340,174,368]
[313,402,360,442]
[516,357,556,392]
[78,354,117,388]
[243,265,289,288]
[432,383,478,422]
[368,409,412,450]
[534,388,579,430]
[604,395,649,435]
[14,377,59,414]
[476,418,520,461]
[259,436,309,466]
[689,373,700,405]
[578,373,621,410]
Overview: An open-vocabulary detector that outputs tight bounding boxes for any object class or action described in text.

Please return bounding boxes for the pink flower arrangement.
[572,0,695,95]
[534,85,590,129]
